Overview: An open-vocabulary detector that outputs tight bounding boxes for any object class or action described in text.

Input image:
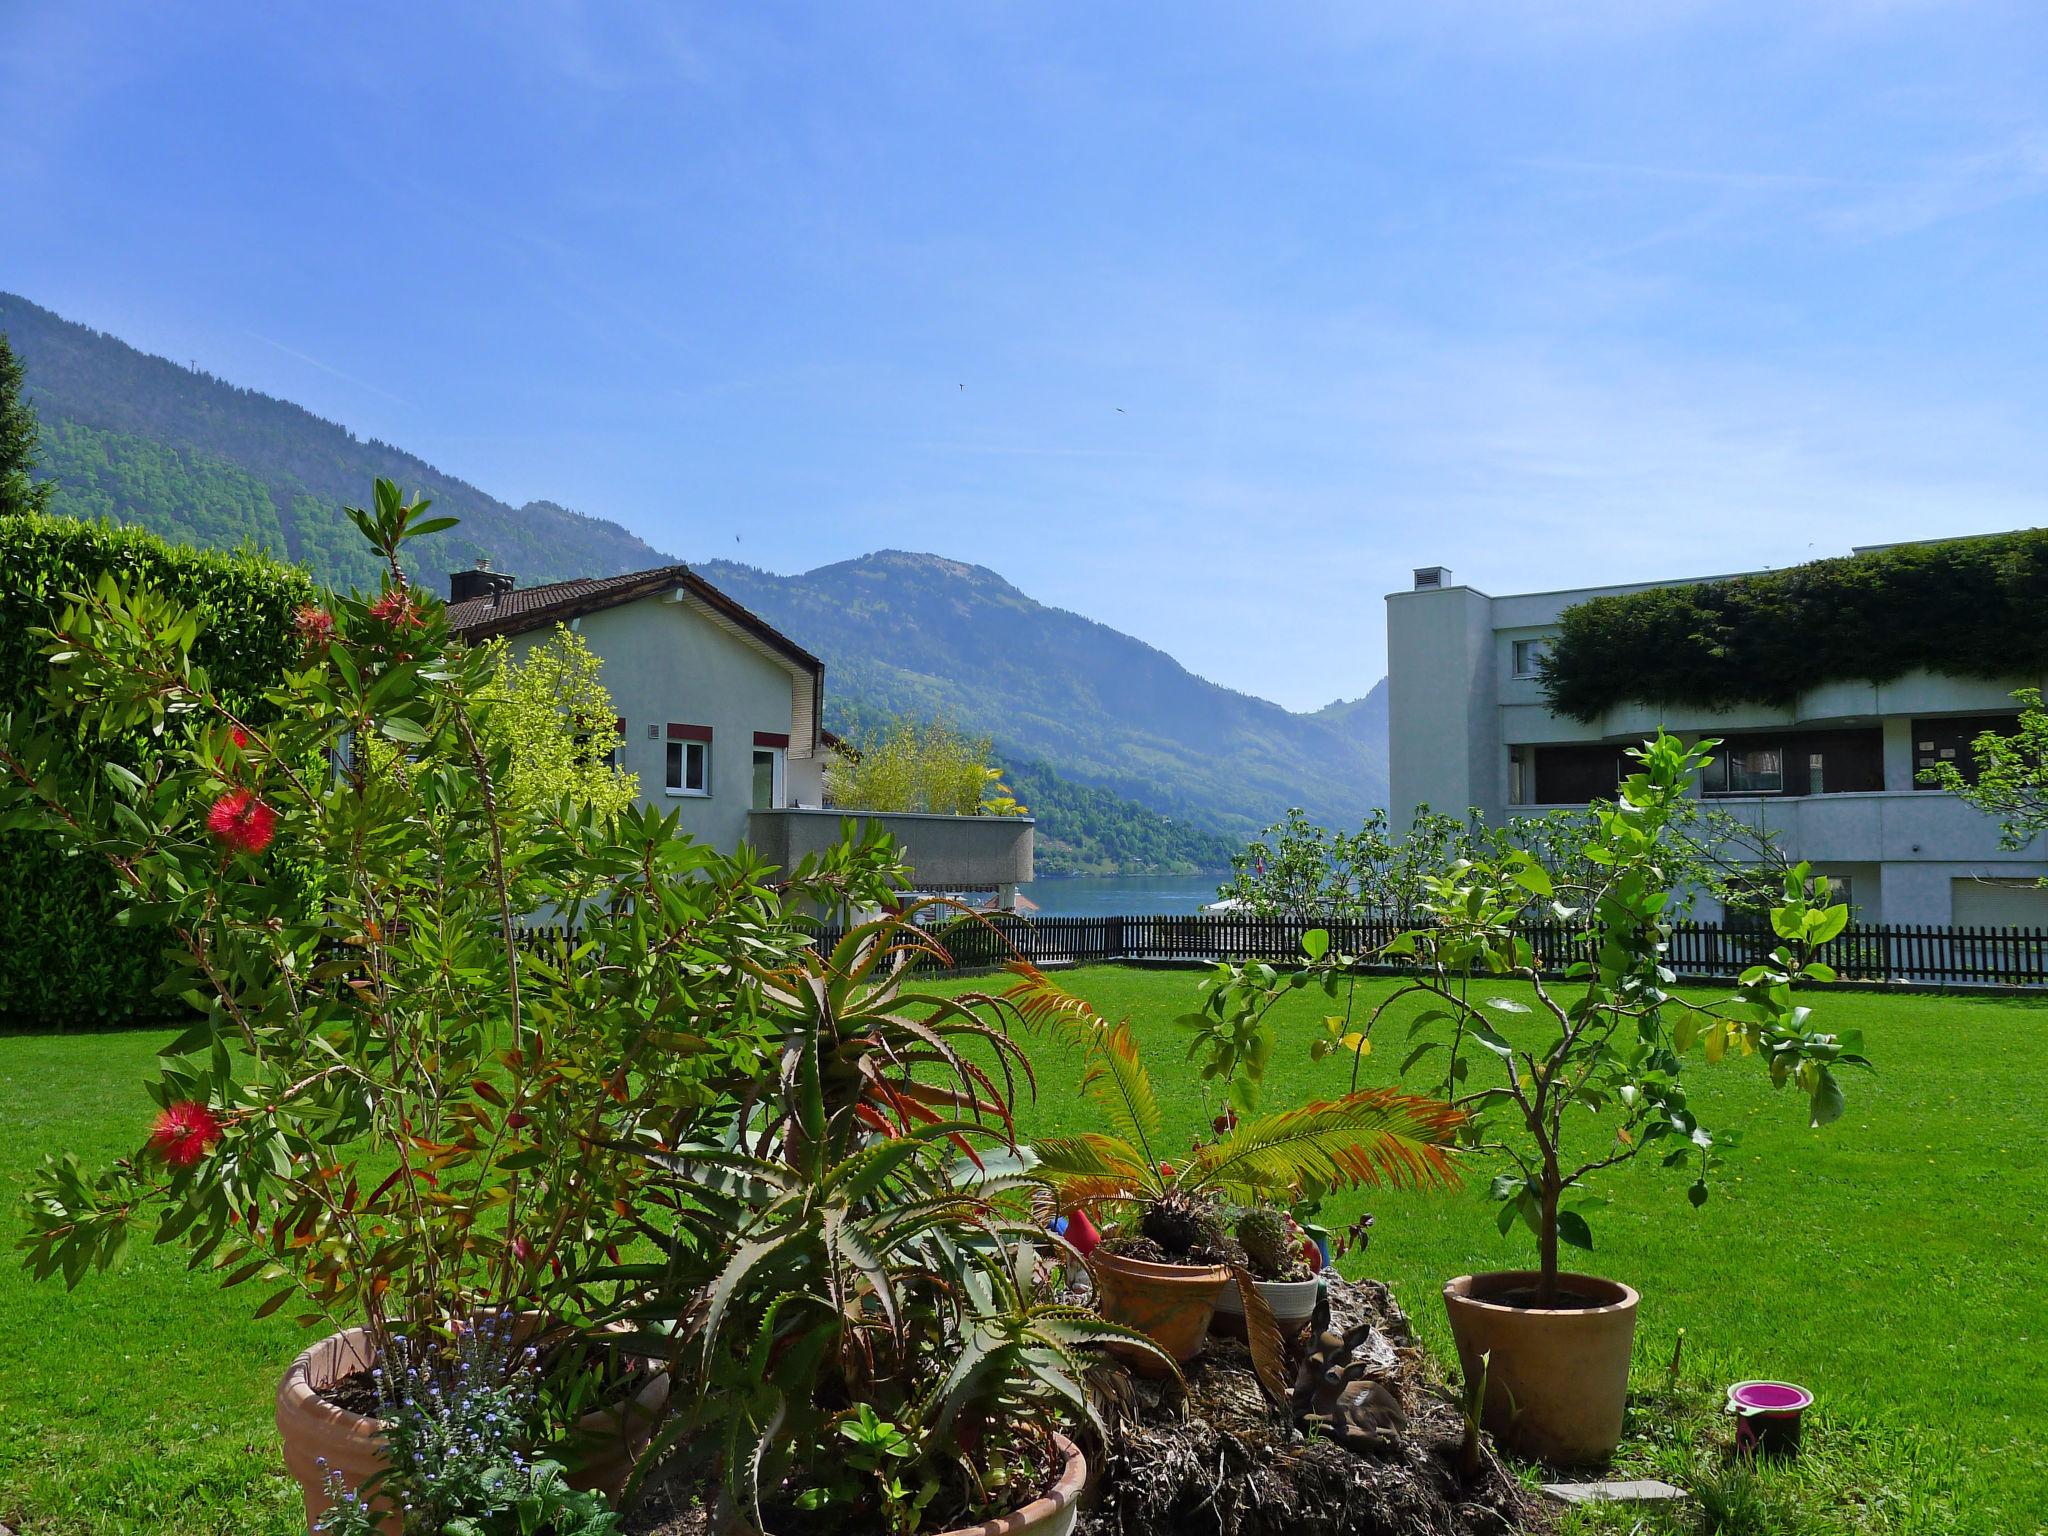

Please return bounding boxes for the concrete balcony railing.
[747,807,1035,893]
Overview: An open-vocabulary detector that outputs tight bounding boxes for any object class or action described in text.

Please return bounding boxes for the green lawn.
[3,970,2044,1535]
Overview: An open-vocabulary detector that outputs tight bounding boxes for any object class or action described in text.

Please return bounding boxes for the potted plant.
[610,911,1168,1536]
[5,482,910,1530]
[1207,1204,1323,1342]
[1367,731,1869,1464]
[1003,967,1461,1390]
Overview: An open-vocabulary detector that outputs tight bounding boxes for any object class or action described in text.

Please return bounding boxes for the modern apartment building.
[1385,551,2048,926]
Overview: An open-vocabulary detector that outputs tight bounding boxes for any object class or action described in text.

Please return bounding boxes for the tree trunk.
[1536,1174,1562,1308]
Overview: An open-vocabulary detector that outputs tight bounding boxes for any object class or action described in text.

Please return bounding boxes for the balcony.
[747,807,1035,893]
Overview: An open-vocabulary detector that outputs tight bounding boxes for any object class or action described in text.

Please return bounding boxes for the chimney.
[1412,566,1452,591]
[449,558,516,604]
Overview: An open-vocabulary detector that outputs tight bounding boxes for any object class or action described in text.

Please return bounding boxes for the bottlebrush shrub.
[4,480,908,1388]
[0,511,316,1026]
[1538,527,2048,722]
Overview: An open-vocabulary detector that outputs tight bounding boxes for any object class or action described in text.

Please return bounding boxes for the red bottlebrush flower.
[293,604,335,647]
[149,1100,224,1167]
[206,789,277,854]
[229,724,251,749]
[511,1234,534,1265]
[368,589,423,628]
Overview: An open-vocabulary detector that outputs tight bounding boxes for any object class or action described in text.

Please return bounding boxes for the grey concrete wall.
[748,808,1035,888]
[1387,584,1500,828]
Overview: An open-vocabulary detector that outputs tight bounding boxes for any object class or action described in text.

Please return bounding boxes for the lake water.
[1017,872,1227,916]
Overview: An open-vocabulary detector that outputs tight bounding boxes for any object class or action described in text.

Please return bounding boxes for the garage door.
[1951,878,2048,927]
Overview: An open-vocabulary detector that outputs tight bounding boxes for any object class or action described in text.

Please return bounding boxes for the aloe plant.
[609,911,1167,1533]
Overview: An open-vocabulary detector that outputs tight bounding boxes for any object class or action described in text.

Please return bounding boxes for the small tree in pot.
[1368,731,1868,1463]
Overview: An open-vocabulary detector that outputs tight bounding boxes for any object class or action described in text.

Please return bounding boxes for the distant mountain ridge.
[4,291,1390,859]
[696,550,1389,839]
[2,291,674,591]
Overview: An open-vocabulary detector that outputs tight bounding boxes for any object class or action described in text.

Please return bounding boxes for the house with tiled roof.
[445,561,1033,901]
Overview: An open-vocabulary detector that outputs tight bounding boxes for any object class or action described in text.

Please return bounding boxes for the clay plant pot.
[1086,1250,1231,1374]
[715,1434,1087,1536]
[1210,1274,1323,1342]
[276,1325,672,1534]
[1442,1271,1639,1465]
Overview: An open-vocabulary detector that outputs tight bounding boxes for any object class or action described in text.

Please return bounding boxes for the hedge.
[1539,528,2048,723]
[0,513,316,1027]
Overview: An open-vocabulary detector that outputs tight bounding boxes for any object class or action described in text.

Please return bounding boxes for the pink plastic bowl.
[1728,1381,1813,1414]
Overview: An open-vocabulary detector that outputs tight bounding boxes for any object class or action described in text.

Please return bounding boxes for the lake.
[1016,872,1227,916]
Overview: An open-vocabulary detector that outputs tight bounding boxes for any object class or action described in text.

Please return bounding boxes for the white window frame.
[1511,638,1551,680]
[750,745,786,811]
[665,738,711,798]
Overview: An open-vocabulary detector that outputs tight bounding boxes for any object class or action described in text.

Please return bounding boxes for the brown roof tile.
[445,563,822,676]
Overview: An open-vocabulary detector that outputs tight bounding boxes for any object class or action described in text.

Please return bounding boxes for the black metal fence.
[809,913,2048,988]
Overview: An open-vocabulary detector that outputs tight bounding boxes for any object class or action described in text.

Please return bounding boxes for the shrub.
[0,511,316,1026]
[1538,528,2048,722]
[824,714,1024,816]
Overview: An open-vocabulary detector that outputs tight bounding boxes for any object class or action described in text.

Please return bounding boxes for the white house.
[1385,550,2048,927]
[446,562,1033,900]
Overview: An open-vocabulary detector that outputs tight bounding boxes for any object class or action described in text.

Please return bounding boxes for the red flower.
[368,590,423,628]
[293,605,335,647]
[229,725,251,749]
[206,789,277,854]
[149,1100,224,1167]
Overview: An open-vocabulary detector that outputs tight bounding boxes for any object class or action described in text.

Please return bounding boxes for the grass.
[2,968,2044,1534]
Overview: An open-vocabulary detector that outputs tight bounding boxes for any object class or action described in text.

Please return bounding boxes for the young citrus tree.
[1370,731,1869,1305]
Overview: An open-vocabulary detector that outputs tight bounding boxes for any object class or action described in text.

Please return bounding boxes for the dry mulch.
[624,1277,1541,1536]
[1078,1275,1538,1536]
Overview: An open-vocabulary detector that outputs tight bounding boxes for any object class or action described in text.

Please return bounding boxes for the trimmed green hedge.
[0,513,315,1027]
[1539,529,2048,723]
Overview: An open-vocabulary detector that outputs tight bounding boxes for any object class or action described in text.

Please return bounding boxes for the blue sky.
[5,2,2047,710]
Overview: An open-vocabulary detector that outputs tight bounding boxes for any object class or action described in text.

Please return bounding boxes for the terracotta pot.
[1087,1250,1230,1374]
[717,1433,1087,1536]
[276,1325,671,1534]
[1442,1271,1639,1465]
[1210,1273,1322,1341]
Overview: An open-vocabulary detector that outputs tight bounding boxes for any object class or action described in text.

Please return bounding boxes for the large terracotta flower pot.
[1087,1250,1230,1374]
[1210,1273,1322,1342]
[1442,1271,1639,1465]
[276,1325,671,1534]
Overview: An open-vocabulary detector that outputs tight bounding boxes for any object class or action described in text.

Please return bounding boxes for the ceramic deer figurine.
[1290,1286,1407,1454]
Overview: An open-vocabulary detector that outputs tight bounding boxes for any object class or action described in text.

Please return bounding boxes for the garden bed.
[621,1276,1538,1536]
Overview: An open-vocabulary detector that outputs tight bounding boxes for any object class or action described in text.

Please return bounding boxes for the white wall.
[503,595,816,856]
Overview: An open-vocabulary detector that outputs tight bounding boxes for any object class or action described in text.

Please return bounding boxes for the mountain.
[696,551,1389,840]
[1308,682,1388,755]
[4,292,1391,862]
[1,291,673,591]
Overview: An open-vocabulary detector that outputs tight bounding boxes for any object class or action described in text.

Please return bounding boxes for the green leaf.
[1809,1066,1846,1128]
[1301,928,1330,961]
[1556,1209,1594,1250]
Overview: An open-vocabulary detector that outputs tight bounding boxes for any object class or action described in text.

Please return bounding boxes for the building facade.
[1386,559,2048,926]
[447,562,1032,900]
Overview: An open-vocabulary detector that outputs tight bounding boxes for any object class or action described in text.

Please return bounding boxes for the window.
[1701,730,1882,796]
[1511,638,1551,679]
[1530,744,1626,804]
[1913,715,2019,790]
[1710,746,1784,794]
[751,747,784,811]
[665,724,712,796]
